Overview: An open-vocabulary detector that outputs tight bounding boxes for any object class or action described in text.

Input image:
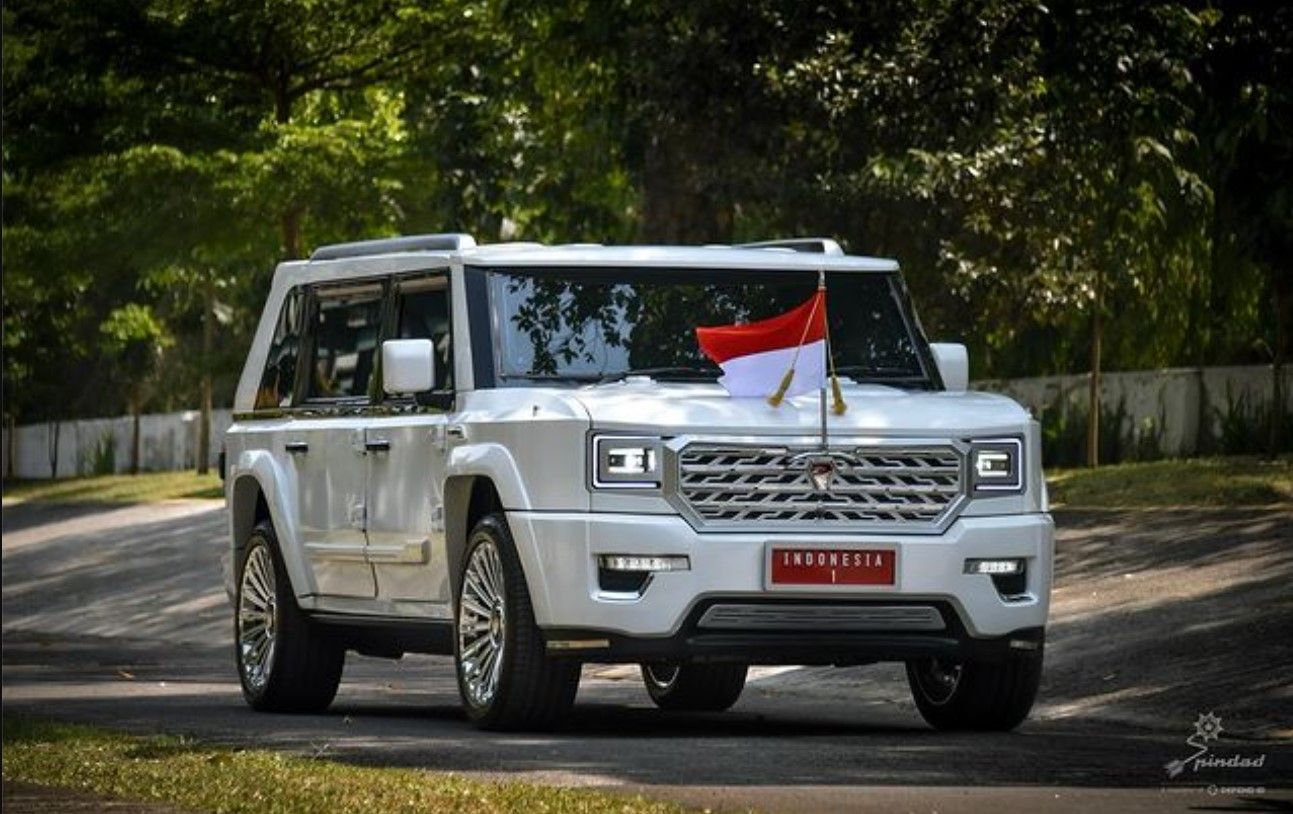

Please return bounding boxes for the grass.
[0,470,223,504]
[1046,454,1293,508]
[1,716,693,814]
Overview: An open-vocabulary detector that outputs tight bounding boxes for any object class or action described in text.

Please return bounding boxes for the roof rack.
[310,233,477,261]
[736,238,844,256]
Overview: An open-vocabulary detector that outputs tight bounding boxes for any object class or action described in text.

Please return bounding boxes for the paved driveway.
[2,500,1289,812]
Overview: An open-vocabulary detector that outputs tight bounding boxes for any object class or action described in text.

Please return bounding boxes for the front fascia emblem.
[809,460,835,492]
[789,451,858,495]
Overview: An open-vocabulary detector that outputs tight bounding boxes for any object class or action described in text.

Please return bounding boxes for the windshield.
[488,267,934,387]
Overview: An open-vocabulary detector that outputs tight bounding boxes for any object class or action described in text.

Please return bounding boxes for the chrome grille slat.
[674,443,964,529]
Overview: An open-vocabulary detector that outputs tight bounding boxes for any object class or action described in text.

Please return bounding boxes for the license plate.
[770,548,895,586]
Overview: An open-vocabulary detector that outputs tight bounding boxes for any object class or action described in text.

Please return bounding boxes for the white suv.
[222,233,1053,731]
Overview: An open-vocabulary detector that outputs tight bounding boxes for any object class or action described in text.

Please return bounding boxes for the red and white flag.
[696,292,826,399]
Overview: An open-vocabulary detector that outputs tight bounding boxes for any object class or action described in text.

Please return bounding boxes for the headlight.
[970,438,1023,494]
[591,435,663,489]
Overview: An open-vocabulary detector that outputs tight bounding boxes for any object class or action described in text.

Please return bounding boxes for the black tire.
[455,512,580,730]
[640,662,748,712]
[905,647,1043,731]
[234,520,344,712]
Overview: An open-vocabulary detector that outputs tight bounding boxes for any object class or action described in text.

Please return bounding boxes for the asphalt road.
[2,499,1290,813]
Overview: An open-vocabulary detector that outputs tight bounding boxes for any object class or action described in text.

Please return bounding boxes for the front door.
[291,281,387,598]
[365,274,455,610]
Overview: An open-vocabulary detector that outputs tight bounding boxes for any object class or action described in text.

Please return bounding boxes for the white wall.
[3,409,233,480]
[973,365,1292,457]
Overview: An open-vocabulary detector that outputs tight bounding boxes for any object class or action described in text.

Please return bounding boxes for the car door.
[287,281,386,599]
[364,273,455,609]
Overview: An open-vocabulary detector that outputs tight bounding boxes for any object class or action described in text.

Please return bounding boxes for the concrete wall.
[3,364,1289,479]
[974,364,1292,458]
[2,409,232,480]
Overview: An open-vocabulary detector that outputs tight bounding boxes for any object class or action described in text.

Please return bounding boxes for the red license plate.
[770,548,895,586]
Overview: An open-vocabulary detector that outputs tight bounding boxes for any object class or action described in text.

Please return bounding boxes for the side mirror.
[382,339,436,395]
[930,343,968,393]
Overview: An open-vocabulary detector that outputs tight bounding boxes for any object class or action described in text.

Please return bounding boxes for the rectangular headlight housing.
[970,437,1023,494]
[591,435,663,489]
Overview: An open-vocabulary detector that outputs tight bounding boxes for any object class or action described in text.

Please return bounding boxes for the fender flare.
[228,449,315,599]
[442,443,553,622]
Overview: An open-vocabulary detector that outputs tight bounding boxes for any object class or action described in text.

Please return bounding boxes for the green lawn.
[1046,455,1293,508]
[2,717,691,814]
[1,470,223,504]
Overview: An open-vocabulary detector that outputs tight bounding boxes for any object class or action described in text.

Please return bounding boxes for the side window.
[255,288,304,409]
[396,277,454,393]
[305,284,385,402]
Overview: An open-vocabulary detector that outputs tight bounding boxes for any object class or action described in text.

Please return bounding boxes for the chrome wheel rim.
[645,663,681,691]
[914,658,962,706]
[458,539,506,708]
[237,545,277,692]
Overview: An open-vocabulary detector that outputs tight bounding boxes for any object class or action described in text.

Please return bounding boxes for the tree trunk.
[130,397,141,475]
[5,414,15,479]
[1270,267,1288,459]
[274,85,302,260]
[48,420,60,479]
[197,275,214,475]
[1086,267,1103,468]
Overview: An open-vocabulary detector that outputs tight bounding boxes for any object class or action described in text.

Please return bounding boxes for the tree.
[99,305,172,474]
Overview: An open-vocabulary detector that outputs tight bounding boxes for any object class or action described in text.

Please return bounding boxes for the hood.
[566,380,1031,438]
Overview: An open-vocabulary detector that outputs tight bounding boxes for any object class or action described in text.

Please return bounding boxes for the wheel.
[905,648,1043,731]
[235,521,344,712]
[640,662,748,711]
[455,513,580,730]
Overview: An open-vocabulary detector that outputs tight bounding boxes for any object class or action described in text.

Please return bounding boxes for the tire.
[641,662,748,712]
[234,520,344,712]
[905,647,1043,731]
[455,512,580,730]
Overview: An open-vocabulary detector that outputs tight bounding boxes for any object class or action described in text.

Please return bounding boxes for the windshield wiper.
[596,366,716,385]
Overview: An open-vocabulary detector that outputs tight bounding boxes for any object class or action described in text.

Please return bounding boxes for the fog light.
[598,555,690,572]
[964,558,1024,575]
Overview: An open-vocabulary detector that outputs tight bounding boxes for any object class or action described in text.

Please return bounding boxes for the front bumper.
[506,510,1054,650]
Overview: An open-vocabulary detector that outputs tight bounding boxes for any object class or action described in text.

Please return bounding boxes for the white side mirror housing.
[930,343,968,393]
[382,339,436,395]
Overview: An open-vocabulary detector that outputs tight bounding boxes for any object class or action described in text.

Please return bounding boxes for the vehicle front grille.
[673,443,964,530]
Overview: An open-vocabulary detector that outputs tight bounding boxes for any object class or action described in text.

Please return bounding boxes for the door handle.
[446,425,466,441]
[365,438,391,452]
[285,441,309,454]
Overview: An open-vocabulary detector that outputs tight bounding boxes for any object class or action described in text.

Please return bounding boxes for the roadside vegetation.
[1046,455,1293,508]
[1,471,222,504]
[1,717,689,814]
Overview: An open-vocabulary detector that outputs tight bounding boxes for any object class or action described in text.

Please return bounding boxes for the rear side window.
[255,288,304,409]
[305,284,385,401]
[396,276,454,393]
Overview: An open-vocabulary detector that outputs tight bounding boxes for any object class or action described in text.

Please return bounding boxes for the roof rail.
[737,237,844,256]
[310,233,477,261]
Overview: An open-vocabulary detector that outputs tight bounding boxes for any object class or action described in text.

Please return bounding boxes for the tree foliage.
[2,0,1289,450]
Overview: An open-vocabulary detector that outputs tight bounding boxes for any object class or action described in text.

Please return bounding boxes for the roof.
[459,243,898,272]
[284,235,899,286]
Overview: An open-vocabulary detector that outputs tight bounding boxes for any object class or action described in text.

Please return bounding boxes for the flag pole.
[818,269,828,451]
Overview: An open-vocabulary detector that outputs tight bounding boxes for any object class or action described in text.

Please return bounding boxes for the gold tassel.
[767,368,795,407]
[831,374,848,414]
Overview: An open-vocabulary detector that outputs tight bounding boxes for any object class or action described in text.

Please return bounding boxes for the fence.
[2,365,1289,479]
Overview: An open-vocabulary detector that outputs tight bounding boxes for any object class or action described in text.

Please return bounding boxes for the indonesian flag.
[696,292,826,399]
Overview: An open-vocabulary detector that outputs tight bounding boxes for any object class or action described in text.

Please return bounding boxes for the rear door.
[288,281,386,599]
[364,272,455,608]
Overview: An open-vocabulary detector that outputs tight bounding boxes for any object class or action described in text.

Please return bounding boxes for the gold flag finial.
[768,368,795,407]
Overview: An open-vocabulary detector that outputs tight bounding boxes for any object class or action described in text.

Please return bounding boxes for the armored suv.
[222,233,1053,731]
